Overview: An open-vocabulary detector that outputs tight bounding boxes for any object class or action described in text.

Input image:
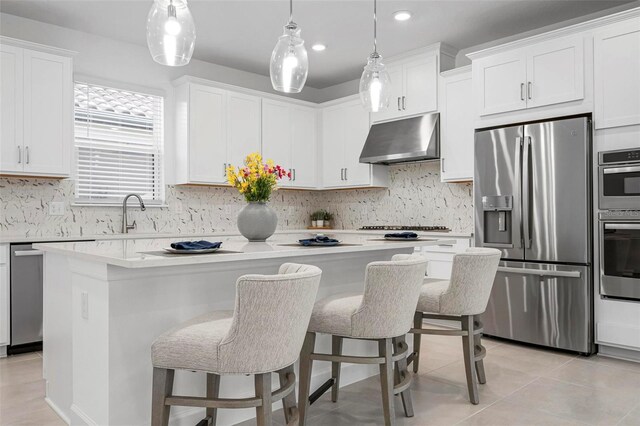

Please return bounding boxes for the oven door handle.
[604,223,640,230]
[603,166,640,174]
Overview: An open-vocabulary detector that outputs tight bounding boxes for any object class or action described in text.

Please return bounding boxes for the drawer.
[0,245,8,264]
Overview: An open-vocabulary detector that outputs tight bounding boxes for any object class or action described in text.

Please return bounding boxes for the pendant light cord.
[373,0,377,53]
[289,0,293,23]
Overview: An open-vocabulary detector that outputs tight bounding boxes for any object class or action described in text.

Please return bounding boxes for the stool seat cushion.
[308,293,363,337]
[416,279,451,314]
[152,310,234,373]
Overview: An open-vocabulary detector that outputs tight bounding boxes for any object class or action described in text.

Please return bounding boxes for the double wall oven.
[599,149,640,302]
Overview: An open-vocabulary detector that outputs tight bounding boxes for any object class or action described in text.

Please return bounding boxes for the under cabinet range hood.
[359,113,440,165]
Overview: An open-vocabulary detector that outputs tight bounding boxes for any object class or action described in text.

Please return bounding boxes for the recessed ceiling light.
[312,43,326,52]
[393,11,412,21]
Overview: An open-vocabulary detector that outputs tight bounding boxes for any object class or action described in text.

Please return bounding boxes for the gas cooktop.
[358,225,450,232]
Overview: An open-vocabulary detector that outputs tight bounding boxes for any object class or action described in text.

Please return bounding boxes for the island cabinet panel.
[594,17,640,129]
[473,33,585,117]
[440,67,474,183]
[0,40,72,177]
[0,244,8,348]
[175,82,261,185]
[261,99,317,189]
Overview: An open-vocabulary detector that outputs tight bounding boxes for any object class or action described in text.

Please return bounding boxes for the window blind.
[74,82,164,204]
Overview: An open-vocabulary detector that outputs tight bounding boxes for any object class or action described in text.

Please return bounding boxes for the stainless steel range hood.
[359,113,440,165]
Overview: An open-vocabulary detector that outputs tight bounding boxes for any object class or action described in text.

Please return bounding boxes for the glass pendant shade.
[270,23,309,93]
[146,0,196,67]
[359,53,391,112]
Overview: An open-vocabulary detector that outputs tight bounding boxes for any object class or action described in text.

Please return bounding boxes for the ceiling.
[0,0,634,88]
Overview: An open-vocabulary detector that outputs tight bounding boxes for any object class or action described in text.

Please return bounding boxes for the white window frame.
[73,80,165,206]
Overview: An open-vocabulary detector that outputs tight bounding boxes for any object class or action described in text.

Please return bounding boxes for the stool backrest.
[218,263,322,374]
[351,255,428,339]
[440,248,501,316]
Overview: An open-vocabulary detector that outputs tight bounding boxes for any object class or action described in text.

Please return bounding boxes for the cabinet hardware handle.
[25,146,29,164]
[442,157,445,173]
[397,97,401,111]
[17,146,22,164]
[223,163,226,177]
[402,96,406,110]
[344,168,347,180]
[340,168,344,180]
[293,168,296,181]
[520,83,525,101]
[527,82,532,100]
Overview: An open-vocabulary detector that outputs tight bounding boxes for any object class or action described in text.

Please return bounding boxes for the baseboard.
[0,345,6,358]
[70,404,98,426]
[45,397,70,425]
[598,345,640,363]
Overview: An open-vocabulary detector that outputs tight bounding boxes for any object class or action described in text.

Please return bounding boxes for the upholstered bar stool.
[409,248,501,405]
[150,263,322,426]
[298,255,428,426]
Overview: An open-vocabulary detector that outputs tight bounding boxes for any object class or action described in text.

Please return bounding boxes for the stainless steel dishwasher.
[10,243,44,353]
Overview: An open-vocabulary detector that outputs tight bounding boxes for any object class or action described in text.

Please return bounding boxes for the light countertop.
[33,232,456,268]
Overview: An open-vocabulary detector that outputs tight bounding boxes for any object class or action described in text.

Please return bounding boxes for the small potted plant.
[316,209,326,228]
[323,211,334,228]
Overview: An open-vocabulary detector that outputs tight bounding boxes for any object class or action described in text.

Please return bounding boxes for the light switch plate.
[49,202,65,216]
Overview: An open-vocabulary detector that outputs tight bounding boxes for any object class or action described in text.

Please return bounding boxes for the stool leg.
[378,338,396,426]
[151,367,174,426]
[298,332,316,426]
[474,316,487,385]
[278,365,297,425]
[461,315,479,405]
[206,373,220,424]
[255,373,273,426]
[412,312,422,373]
[331,335,343,402]
[393,335,414,418]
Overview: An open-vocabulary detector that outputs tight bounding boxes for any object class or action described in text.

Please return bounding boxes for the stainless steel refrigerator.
[474,116,594,354]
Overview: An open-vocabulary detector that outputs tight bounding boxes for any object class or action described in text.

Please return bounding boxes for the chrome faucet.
[122,194,146,233]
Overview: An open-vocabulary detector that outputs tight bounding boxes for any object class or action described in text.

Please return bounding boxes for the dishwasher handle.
[14,250,44,257]
[497,266,581,279]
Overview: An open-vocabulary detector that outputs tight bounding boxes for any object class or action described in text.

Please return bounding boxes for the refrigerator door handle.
[498,266,582,278]
[514,136,524,249]
[522,136,532,249]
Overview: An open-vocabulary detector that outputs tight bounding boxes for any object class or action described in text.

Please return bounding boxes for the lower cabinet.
[321,97,388,189]
[0,245,9,349]
[439,67,474,182]
[415,237,471,279]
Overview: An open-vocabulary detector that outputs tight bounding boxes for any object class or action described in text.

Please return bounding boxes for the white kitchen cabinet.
[416,237,471,279]
[321,97,388,188]
[175,82,261,185]
[0,244,9,348]
[372,53,439,123]
[440,67,474,182]
[594,17,640,129]
[0,39,72,177]
[473,34,584,116]
[261,99,317,189]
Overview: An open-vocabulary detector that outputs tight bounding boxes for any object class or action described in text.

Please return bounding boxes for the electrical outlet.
[81,292,89,319]
[49,202,65,216]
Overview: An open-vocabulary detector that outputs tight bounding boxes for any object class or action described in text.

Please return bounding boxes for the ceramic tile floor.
[2,335,640,426]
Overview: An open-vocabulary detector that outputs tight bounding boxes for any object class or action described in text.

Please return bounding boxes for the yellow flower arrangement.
[226,152,290,202]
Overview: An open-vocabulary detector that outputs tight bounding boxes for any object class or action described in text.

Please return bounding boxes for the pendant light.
[359,0,391,112]
[270,0,309,93]
[147,0,196,67]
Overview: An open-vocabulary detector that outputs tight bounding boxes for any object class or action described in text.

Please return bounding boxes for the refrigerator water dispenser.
[482,195,513,246]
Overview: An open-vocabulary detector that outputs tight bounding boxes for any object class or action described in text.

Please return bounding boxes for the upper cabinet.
[372,44,454,123]
[175,82,261,185]
[321,97,388,189]
[439,67,474,182]
[473,33,585,116]
[0,39,73,177]
[262,99,317,189]
[594,17,640,129]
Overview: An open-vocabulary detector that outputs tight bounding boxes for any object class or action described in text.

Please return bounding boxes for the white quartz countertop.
[33,231,456,269]
[2,229,472,244]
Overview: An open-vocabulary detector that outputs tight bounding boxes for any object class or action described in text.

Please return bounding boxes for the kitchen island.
[35,232,453,426]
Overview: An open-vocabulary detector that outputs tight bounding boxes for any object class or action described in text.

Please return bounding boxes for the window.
[74,82,164,204]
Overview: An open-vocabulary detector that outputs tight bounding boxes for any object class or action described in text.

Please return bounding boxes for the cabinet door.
[526,35,584,109]
[290,106,317,188]
[403,55,438,116]
[440,72,474,182]
[227,91,261,167]
[189,85,227,184]
[371,63,404,123]
[0,262,8,346]
[0,44,23,173]
[321,106,346,188]
[23,50,72,176]
[342,101,372,186]
[261,99,292,186]
[595,19,640,129]
[474,51,527,116]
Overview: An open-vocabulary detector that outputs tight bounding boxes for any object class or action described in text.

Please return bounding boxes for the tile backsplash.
[0,162,473,239]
